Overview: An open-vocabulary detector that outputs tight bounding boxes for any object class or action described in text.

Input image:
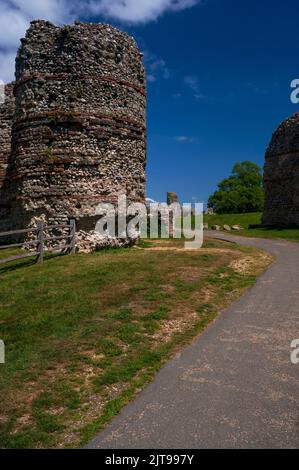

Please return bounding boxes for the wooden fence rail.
[0,220,76,266]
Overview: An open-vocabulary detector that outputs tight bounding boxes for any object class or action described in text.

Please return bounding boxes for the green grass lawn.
[204,212,299,242]
[0,238,273,448]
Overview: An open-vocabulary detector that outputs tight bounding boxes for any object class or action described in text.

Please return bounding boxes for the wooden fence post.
[36,221,44,265]
[69,219,76,255]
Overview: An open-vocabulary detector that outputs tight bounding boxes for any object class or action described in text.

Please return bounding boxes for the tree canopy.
[208,161,264,214]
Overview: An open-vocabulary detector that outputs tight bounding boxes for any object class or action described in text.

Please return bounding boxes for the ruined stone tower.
[8,20,146,248]
[263,112,299,227]
[0,83,15,231]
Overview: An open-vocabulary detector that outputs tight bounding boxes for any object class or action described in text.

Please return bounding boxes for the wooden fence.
[0,220,76,266]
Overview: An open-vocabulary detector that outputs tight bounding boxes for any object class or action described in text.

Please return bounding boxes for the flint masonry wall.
[263,112,299,227]
[0,83,15,230]
[10,20,146,248]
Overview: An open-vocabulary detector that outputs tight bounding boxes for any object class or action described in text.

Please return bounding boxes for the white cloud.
[144,51,170,83]
[0,5,29,49]
[246,81,268,95]
[0,0,71,49]
[0,0,71,82]
[9,0,69,21]
[0,52,17,84]
[174,135,196,142]
[147,75,156,83]
[85,0,200,24]
[150,58,170,79]
[0,0,200,83]
[184,75,204,99]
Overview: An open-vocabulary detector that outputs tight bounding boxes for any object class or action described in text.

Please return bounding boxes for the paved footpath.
[87,233,299,449]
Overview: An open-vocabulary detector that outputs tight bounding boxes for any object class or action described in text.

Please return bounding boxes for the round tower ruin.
[263,112,299,227]
[11,20,146,249]
[0,83,15,231]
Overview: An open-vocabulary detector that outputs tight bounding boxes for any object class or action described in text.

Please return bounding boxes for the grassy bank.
[204,213,299,242]
[0,238,273,448]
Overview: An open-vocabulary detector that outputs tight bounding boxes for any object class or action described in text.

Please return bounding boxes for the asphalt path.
[86,233,299,449]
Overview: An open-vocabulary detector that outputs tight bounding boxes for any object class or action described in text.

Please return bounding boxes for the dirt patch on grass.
[153,306,199,344]
[80,350,105,362]
[230,252,274,276]
[58,381,129,448]
[12,414,35,434]
[161,284,176,294]
[0,415,9,425]
[177,267,204,282]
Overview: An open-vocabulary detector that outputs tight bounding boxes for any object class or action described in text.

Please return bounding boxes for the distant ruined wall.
[263,112,299,227]
[0,83,15,230]
[167,192,179,206]
[10,20,146,248]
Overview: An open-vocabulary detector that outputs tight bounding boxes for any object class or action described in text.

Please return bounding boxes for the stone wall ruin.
[0,83,15,231]
[263,112,299,227]
[0,20,147,251]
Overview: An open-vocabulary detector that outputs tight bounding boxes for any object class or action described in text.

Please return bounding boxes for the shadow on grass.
[249,224,299,231]
[0,252,65,275]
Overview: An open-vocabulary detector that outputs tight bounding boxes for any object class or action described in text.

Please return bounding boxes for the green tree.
[208,161,264,214]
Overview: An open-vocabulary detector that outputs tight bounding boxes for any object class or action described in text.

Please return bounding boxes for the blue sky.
[1,0,299,204]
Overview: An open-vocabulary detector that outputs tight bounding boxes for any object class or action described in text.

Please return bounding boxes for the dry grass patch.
[230,252,274,276]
